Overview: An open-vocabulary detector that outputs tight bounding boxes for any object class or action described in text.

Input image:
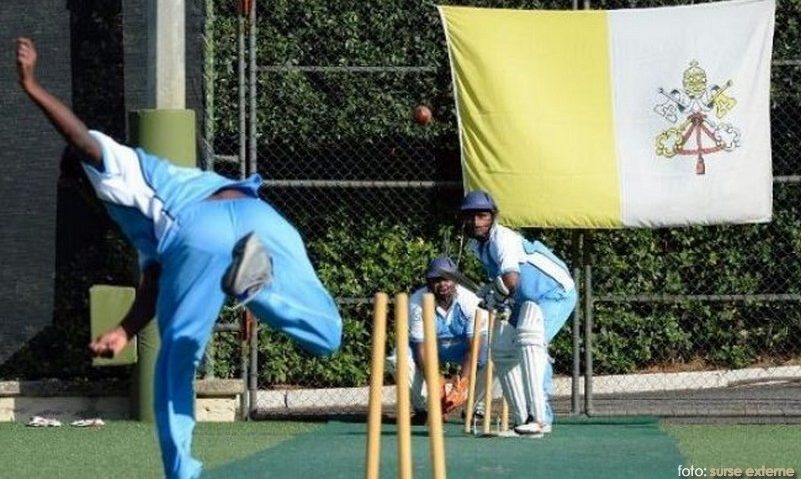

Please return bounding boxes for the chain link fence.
[200,0,801,419]
[581,53,801,416]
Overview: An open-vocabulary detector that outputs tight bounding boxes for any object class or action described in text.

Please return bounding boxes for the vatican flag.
[439,0,775,228]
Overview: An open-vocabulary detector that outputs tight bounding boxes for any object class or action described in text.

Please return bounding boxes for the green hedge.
[203,0,801,385]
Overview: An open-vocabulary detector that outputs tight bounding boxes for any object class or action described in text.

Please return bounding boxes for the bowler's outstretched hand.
[16,37,38,89]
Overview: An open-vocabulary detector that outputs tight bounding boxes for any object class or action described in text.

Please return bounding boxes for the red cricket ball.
[413,105,433,125]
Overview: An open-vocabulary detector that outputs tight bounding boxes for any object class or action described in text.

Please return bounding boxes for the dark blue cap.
[460,190,498,213]
[426,256,457,279]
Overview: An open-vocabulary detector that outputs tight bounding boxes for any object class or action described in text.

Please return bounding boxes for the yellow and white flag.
[439,0,775,228]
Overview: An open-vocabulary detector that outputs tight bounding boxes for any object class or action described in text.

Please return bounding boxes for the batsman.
[461,191,577,436]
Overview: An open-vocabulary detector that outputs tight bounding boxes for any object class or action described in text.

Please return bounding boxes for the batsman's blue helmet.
[460,190,497,213]
[426,256,457,279]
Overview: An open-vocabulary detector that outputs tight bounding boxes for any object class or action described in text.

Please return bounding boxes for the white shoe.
[27,416,62,427]
[542,424,552,434]
[514,421,546,437]
[222,232,272,306]
[70,418,105,427]
[497,427,544,439]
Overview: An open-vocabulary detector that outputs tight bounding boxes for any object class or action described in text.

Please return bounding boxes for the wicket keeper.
[387,256,489,423]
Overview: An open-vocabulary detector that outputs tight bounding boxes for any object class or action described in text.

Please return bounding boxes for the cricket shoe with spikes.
[513,416,546,438]
[222,232,272,307]
[496,428,544,439]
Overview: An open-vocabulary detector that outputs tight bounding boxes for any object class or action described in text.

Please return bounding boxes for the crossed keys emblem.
[654,60,740,175]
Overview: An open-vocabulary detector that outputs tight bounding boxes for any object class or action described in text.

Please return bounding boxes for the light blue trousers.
[154,197,342,479]
[539,290,577,425]
[511,264,578,426]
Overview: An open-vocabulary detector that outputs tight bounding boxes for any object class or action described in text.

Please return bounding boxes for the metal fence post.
[584,231,594,416]
[571,230,583,415]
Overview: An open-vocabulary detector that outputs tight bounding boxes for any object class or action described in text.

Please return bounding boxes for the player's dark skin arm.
[121,264,160,338]
[459,340,478,383]
[413,343,427,374]
[416,342,471,385]
[414,341,448,397]
[89,264,160,358]
[500,272,519,296]
[15,37,102,167]
[14,37,140,357]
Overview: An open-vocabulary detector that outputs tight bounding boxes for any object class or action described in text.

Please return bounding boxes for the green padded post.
[129,109,197,421]
[129,110,197,169]
[90,285,138,366]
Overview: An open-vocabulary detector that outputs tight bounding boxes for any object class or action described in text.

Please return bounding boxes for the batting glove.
[478,277,510,311]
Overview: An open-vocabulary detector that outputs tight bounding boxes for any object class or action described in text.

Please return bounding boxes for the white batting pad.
[515,301,545,347]
[515,301,548,423]
[491,319,527,425]
[520,345,547,423]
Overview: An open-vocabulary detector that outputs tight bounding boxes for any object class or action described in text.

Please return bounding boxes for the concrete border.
[255,365,801,415]
[3,366,801,421]
[0,379,245,422]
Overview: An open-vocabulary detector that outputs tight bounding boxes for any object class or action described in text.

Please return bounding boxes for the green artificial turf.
[0,420,319,479]
[665,424,801,475]
[208,416,684,479]
[2,419,801,478]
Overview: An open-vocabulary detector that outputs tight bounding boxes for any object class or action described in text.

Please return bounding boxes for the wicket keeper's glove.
[442,376,469,414]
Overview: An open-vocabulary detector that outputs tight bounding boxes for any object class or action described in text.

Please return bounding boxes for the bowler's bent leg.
[232,199,343,355]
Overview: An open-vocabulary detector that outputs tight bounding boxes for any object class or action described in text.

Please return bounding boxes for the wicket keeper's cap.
[460,190,497,213]
[426,256,457,279]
